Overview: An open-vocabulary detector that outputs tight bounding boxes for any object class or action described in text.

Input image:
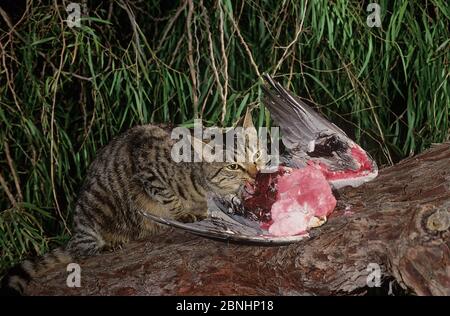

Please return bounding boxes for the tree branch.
[26,143,450,295]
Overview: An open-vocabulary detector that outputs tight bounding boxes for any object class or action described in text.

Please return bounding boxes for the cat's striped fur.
[1,124,257,295]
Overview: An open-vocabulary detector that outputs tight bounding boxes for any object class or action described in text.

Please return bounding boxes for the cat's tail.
[0,247,73,296]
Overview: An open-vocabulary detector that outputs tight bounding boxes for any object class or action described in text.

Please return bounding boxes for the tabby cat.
[2,124,258,295]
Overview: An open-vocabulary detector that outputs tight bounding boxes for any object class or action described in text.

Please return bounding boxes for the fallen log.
[26,143,450,295]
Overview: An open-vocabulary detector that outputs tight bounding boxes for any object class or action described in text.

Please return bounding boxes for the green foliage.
[0,0,448,274]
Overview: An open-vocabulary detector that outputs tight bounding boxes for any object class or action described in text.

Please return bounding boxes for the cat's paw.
[177,212,206,223]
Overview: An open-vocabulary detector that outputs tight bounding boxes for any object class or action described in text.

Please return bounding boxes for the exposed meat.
[307,145,374,181]
[241,168,285,227]
[243,166,337,236]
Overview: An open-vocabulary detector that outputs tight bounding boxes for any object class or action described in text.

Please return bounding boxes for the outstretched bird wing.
[140,195,308,245]
[262,74,378,189]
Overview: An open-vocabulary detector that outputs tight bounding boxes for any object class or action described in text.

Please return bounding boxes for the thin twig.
[50,0,70,234]
[218,1,229,124]
[107,1,114,22]
[200,0,224,122]
[193,7,201,118]
[168,34,185,67]
[224,5,261,77]
[157,1,187,51]
[118,0,144,62]
[3,141,23,202]
[186,0,199,117]
[0,0,29,43]
[0,41,23,115]
[273,0,308,75]
[0,171,17,208]
[0,6,13,30]
[200,75,214,115]
[287,48,296,87]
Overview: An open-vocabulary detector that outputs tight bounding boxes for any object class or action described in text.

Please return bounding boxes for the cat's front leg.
[171,198,208,223]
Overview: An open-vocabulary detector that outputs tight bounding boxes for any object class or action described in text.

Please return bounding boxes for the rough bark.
[26,143,450,295]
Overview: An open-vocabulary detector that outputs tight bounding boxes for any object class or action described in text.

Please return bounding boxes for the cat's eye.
[226,164,241,171]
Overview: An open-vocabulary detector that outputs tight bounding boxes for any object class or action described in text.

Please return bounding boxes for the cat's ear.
[243,107,255,130]
[242,108,258,162]
[241,108,268,169]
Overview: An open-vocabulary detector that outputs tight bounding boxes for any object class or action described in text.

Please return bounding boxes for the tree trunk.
[26,143,450,295]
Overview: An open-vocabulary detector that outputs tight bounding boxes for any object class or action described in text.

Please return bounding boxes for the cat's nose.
[247,164,258,178]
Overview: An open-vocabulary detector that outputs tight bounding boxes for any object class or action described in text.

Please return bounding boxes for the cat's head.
[202,161,257,196]
[192,110,269,195]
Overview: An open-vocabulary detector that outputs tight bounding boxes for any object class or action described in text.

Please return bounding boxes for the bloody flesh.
[242,166,337,235]
[307,145,373,180]
[242,168,287,228]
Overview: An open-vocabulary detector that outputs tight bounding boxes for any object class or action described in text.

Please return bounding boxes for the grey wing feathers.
[262,74,347,150]
[139,196,308,245]
[139,210,306,245]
